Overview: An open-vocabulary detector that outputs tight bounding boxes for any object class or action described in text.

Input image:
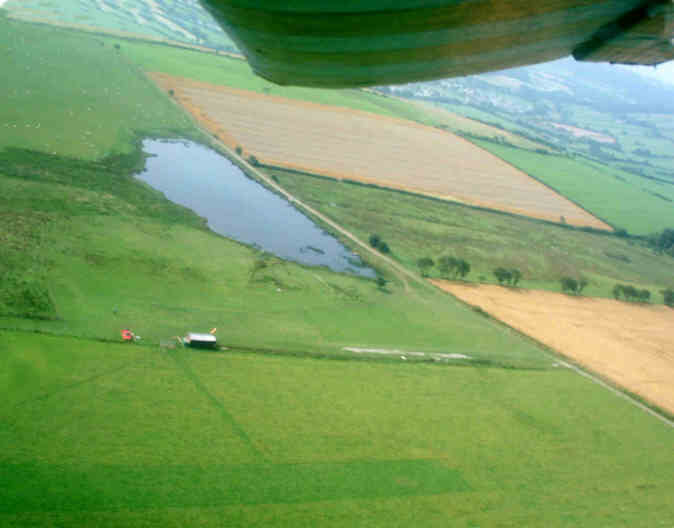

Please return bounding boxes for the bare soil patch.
[150,73,609,230]
[432,281,674,415]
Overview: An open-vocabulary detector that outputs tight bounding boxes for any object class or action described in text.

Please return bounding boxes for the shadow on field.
[0,460,468,512]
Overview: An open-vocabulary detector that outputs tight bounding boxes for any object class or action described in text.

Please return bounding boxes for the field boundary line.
[430,282,674,428]
[556,359,674,428]
[159,92,425,292]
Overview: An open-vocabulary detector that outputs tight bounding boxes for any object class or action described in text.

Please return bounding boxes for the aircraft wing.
[199,0,674,87]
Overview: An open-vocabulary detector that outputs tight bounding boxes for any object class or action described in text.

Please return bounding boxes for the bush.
[457,259,471,279]
[560,276,578,294]
[560,276,588,295]
[417,257,434,277]
[439,256,470,279]
[367,234,390,254]
[0,275,56,318]
[493,267,511,285]
[613,283,650,303]
[649,228,674,256]
[663,289,674,307]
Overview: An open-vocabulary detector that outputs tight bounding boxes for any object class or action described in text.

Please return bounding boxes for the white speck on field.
[344,347,471,360]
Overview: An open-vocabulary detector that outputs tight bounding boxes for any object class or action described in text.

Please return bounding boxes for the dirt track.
[432,281,674,416]
[150,73,609,230]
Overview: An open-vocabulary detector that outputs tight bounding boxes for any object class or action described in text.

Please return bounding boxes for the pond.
[136,140,376,278]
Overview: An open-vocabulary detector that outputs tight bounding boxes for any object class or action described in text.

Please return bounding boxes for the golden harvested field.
[432,281,674,416]
[151,73,609,229]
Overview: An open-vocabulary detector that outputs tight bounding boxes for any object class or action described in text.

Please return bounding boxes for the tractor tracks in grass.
[10,363,130,409]
[166,348,267,460]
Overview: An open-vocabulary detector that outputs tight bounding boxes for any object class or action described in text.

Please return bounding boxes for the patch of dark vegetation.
[0,209,57,319]
[0,147,207,228]
[603,251,631,263]
[612,284,651,303]
[661,288,674,308]
[493,268,522,286]
[0,274,57,320]
[560,276,589,295]
[0,146,219,319]
[648,228,674,257]
[472,306,489,317]
[368,233,390,254]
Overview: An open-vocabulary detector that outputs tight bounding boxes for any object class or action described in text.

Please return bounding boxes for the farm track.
[155,84,422,291]
[432,281,674,421]
[150,73,610,230]
[150,71,674,425]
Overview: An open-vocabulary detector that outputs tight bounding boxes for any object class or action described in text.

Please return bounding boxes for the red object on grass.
[121,329,134,341]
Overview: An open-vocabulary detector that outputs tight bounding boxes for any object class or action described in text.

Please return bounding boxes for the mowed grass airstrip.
[3,330,674,527]
[1,16,673,527]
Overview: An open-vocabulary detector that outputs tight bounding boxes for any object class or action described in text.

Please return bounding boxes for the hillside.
[3,0,238,51]
[2,13,674,528]
[0,15,552,362]
[383,58,674,234]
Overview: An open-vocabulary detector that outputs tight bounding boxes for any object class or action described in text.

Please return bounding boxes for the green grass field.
[0,16,200,159]
[267,168,674,299]
[0,147,551,368]
[2,17,674,527]
[471,141,674,235]
[112,38,452,122]
[2,330,673,527]
[3,0,237,51]
[104,34,673,237]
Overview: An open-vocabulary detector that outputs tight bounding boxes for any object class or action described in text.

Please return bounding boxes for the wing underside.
[199,1,674,87]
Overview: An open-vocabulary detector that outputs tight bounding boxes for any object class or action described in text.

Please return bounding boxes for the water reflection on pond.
[137,140,375,278]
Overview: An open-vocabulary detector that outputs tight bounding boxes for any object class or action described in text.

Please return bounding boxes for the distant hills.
[380,58,674,187]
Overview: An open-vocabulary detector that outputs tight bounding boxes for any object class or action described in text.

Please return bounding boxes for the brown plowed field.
[151,73,609,230]
[432,281,674,415]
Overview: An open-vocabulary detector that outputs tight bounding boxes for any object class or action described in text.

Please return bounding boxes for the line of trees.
[560,276,588,295]
[417,256,471,278]
[612,284,651,302]
[438,256,470,278]
[493,267,522,286]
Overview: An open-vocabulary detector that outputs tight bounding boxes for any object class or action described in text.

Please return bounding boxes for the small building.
[183,332,218,349]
